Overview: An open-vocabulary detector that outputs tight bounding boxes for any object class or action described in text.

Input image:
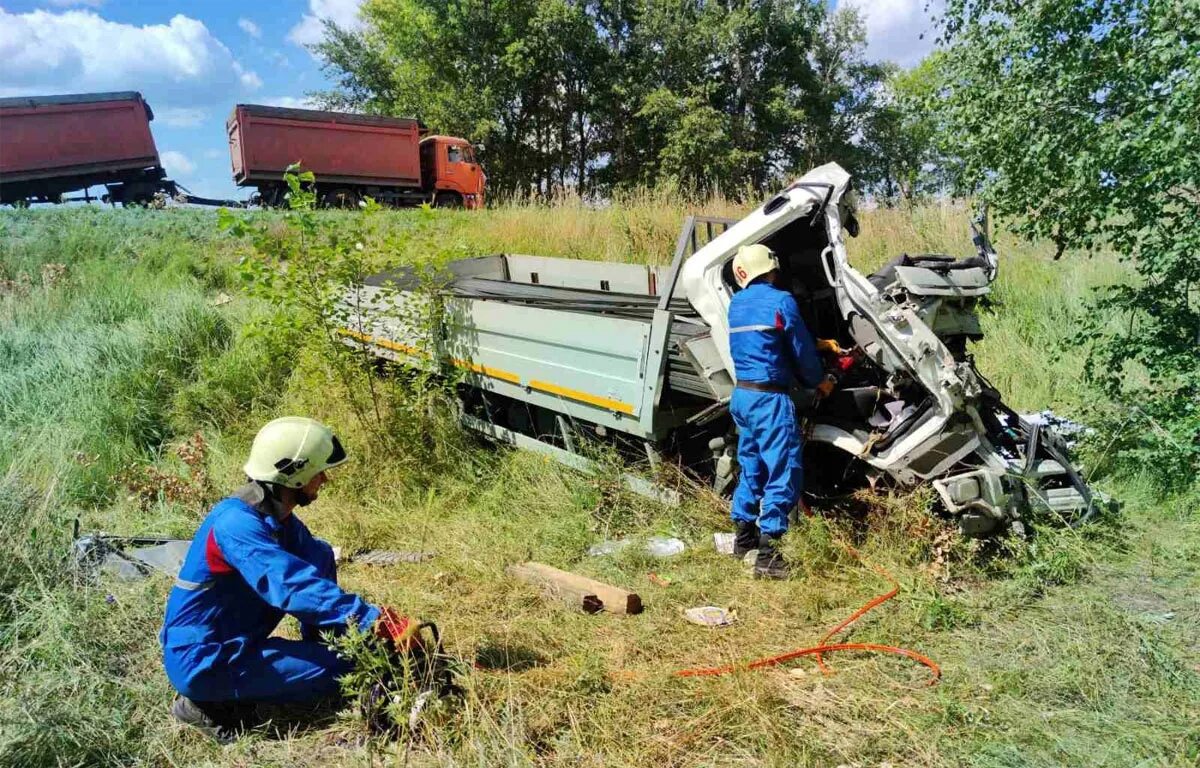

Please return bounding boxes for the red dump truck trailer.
[227,104,486,209]
[0,92,181,206]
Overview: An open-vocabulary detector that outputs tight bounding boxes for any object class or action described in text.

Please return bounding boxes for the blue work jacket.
[728,280,823,388]
[160,488,380,697]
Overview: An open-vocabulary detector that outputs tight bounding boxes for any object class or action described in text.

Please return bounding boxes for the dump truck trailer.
[342,164,1097,535]
[227,105,486,209]
[0,92,180,206]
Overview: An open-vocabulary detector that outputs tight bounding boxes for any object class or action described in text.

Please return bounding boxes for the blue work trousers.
[730,388,803,537]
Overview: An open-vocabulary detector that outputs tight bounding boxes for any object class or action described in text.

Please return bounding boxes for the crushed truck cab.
[344,163,1097,535]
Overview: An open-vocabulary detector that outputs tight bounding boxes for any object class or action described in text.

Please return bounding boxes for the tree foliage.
[937,0,1200,485]
[311,0,894,198]
[858,55,960,203]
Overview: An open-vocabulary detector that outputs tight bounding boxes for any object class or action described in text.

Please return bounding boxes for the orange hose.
[675,542,941,686]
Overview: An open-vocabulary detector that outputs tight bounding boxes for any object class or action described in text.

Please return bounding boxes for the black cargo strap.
[736,380,789,394]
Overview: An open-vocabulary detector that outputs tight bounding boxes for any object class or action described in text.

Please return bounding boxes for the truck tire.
[321,188,361,209]
[434,192,463,209]
[257,186,286,208]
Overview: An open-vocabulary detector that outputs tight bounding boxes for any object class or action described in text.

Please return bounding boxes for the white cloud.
[203,148,225,160]
[0,9,262,109]
[159,107,207,127]
[235,64,263,90]
[838,0,942,68]
[288,0,365,48]
[160,150,196,176]
[262,95,318,109]
[237,18,261,39]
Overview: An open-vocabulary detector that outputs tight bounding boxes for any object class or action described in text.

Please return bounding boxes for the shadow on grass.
[473,641,549,672]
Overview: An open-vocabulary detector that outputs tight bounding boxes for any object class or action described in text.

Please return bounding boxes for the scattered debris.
[587,539,631,556]
[713,532,734,556]
[675,542,942,685]
[588,536,686,557]
[683,606,737,627]
[211,292,233,306]
[646,537,686,557]
[73,531,189,581]
[348,550,435,566]
[1021,409,1092,448]
[509,561,643,615]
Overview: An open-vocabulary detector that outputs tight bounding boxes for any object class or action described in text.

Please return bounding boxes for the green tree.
[311,0,887,197]
[859,56,949,203]
[937,0,1200,485]
[795,7,887,180]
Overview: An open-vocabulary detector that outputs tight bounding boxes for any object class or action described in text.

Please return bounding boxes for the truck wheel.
[321,188,361,209]
[434,192,463,209]
[260,186,286,208]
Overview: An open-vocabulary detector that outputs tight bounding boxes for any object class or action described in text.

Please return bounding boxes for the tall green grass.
[0,203,1195,767]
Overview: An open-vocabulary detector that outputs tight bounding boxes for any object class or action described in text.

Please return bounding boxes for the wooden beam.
[509,562,643,615]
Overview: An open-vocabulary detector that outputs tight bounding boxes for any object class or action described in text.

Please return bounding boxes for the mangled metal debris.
[342,163,1106,536]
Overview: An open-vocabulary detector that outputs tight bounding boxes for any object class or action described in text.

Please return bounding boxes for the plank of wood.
[509,561,643,615]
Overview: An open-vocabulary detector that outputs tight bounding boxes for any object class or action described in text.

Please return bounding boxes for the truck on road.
[342,163,1099,536]
[227,104,486,209]
[0,92,182,207]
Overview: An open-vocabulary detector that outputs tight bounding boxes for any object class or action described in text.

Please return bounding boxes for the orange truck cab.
[421,136,485,209]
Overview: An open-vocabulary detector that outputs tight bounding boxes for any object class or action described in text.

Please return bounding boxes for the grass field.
[0,200,1196,767]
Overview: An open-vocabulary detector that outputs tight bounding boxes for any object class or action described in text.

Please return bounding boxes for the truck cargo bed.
[228,104,424,187]
[358,255,722,402]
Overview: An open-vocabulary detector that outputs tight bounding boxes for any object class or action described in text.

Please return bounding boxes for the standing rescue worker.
[161,417,418,742]
[727,244,827,578]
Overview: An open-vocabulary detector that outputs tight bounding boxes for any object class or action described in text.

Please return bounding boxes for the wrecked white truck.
[341,163,1098,536]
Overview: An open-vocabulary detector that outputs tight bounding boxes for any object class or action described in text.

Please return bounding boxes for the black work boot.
[753,535,789,580]
[170,695,250,744]
[731,520,760,558]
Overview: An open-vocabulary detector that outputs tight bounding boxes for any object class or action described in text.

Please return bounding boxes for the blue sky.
[0,0,936,199]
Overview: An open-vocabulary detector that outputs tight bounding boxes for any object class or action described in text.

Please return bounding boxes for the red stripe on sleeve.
[205,528,235,575]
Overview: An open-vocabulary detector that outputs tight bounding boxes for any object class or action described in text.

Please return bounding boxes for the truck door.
[437,142,485,208]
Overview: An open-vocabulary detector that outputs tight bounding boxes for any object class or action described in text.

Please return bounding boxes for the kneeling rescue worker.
[161,416,419,742]
[727,244,829,579]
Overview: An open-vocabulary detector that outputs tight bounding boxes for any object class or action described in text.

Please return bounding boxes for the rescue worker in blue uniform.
[161,417,418,742]
[727,244,828,578]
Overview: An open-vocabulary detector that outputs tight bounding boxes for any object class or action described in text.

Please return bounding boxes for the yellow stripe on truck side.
[449,357,521,384]
[528,379,636,415]
[336,328,425,357]
[340,328,635,414]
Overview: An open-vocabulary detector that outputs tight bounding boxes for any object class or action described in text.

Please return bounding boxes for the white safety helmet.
[731,243,779,288]
[243,417,348,488]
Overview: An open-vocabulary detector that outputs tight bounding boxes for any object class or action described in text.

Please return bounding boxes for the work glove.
[374,606,424,653]
[816,338,843,355]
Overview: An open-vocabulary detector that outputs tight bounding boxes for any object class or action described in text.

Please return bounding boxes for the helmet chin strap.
[294,487,315,507]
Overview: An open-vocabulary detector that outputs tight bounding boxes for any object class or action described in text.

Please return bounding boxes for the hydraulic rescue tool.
[364,609,468,734]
